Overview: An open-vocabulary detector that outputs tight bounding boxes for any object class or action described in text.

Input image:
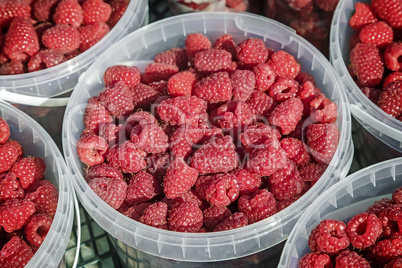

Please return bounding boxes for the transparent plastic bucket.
[0,100,74,267]
[62,12,353,267]
[330,0,402,166]
[279,157,402,267]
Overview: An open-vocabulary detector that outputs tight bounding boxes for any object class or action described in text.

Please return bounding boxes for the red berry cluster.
[0,117,59,268]
[0,0,129,75]
[76,32,340,233]
[299,187,402,268]
[348,0,402,121]
[173,0,248,12]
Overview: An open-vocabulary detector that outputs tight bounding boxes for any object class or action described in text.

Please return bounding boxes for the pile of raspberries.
[0,0,129,75]
[348,0,402,121]
[299,186,402,268]
[0,117,59,267]
[76,32,340,233]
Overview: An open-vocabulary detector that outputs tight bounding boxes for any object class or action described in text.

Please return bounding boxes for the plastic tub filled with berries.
[330,0,402,166]
[63,12,353,267]
[0,0,148,106]
[279,157,402,267]
[0,100,74,267]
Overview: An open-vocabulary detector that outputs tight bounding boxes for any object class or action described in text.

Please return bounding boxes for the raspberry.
[85,162,123,182]
[386,258,402,268]
[361,86,382,104]
[307,123,339,164]
[214,101,254,130]
[27,49,66,72]
[88,177,127,210]
[371,0,402,30]
[269,97,303,135]
[33,0,59,22]
[82,0,111,24]
[142,62,180,84]
[167,71,196,97]
[78,22,110,51]
[106,140,147,173]
[122,202,150,221]
[308,219,350,254]
[214,212,248,231]
[238,189,276,224]
[190,136,238,175]
[76,134,108,166]
[378,81,402,118]
[359,21,394,49]
[269,50,301,79]
[366,198,394,217]
[24,214,52,248]
[231,70,256,101]
[349,2,378,31]
[246,141,287,176]
[236,38,269,69]
[0,236,34,268]
[310,95,338,124]
[130,123,168,154]
[25,180,59,218]
[240,123,281,151]
[125,171,161,205]
[254,63,276,92]
[268,77,299,102]
[0,0,31,28]
[3,18,39,62]
[103,65,141,89]
[148,80,168,94]
[313,0,338,12]
[202,205,231,231]
[169,124,204,158]
[0,118,10,145]
[0,140,21,173]
[157,95,207,127]
[368,238,402,266]
[130,83,159,109]
[297,81,323,116]
[0,199,35,232]
[276,193,304,212]
[139,201,168,230]
[107,0,128,28]
[0,173,24,202]
[194,49,234,73]
[165,189,204,210]
[231,169,262,193]
[53,0,83,28]
[213,34,236,59]
[198,173,240,207]
[246,91,276,118]
[298,252,333,268]
[0,61,24,75]
[125,111,157,135]
[83,96,113,132]
[335,250,371,268]
[269,160,304,200]
[385,43,402,72]
[5,140,23,159]
[393,187,402,204]
[185,33,212,64]
[154,47,188,70]
[280,138,310,167]
[194,71,233,103]
[345,213,382,249]
[99,81,134,118]
[11,157,46,190]
[168,201,203,232]
[349,43,384,87]
[163,158,198,199]
[42,24,81,53]
[299,162,327,186]
[99,123,125,146]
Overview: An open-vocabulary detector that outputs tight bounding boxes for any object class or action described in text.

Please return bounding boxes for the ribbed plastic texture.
[63,12,353,264]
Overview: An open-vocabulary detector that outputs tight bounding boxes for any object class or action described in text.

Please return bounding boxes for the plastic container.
[279,157,402,267]
[62,12,353,267]
[0,0,148,101]
[0,100,74,267]
[330,0,402,166]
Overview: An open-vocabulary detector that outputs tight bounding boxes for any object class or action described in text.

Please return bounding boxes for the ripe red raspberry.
[86,162,123,183]
[269,50,301,79]
[165,189,204,210]
[107,0,128,28]
[310,95,338,124]
[83,96,113,133]
[99,123,126,146]
[308,219,350,254]
[393,187,402,204]
[167,71,196,97]
[335,250,370,268]
[269,160,304,200]
[76,134,108,166]
[130,83,159,109]
[139,201,168,229]
[0,118,10,145]
[3,18,39,62]
[371,0,402,30]
[190,135,238,175]
[202,205,231,231]
[163,158,199,199]
[298,252,333,268]
[106,140,147,173]
[368,238,402,266]
[78,22,110,51]
[214,34,236,59]
[384,43,402,72]
[280,138,310,167]
[269,97,303,135]
[82,0,111,24]
[268,77,299,102]
[0,199,35,232]
[194,49,234,73]
[185,33,212,64]
[378,81,402,118]
[25,180,59,218]
[307,123,340,164]
[169,124,204,158]
[33,0,59,22]
[42,24,80,53]
[24,214,52,248]
[198,173,240,207]
[246,140,287,176]
[254,63,276,92]
[231,70,256,102]
[0,61,24,75]
[5,140,23,159]
[285,0,313,12]
[231,169,262,193]
[27,49,66,72]
[349,43,384,87]
[0,0,31,28]
[386,258,402,268]
[0,140,22,173]
[103,65,141,89]
[349,2,378,31]
[11,157,46,190]
[125,171,161,205]
[361,86,382,104]
[238,189,277,224]
[214,212,248,231]
[125,111,157,135]
[194,71,233,103]
[214,101,254,130]
[366,198,394,217]
[130,123,168,154]
[99,81,134,118]
[121,202,150,221]
[0,173,24,202]
[53,0,83,28]
[345,212,382,249]
[236,38,269,69]
[154,47,188,70]
[168,201,203,232]
[299,162,327,186]
[359,21,394,49]
[142,62,180,84]
[314,0,339,12]
[89,177,127,210]
[0,236,34,268]
[246,91,276,118]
